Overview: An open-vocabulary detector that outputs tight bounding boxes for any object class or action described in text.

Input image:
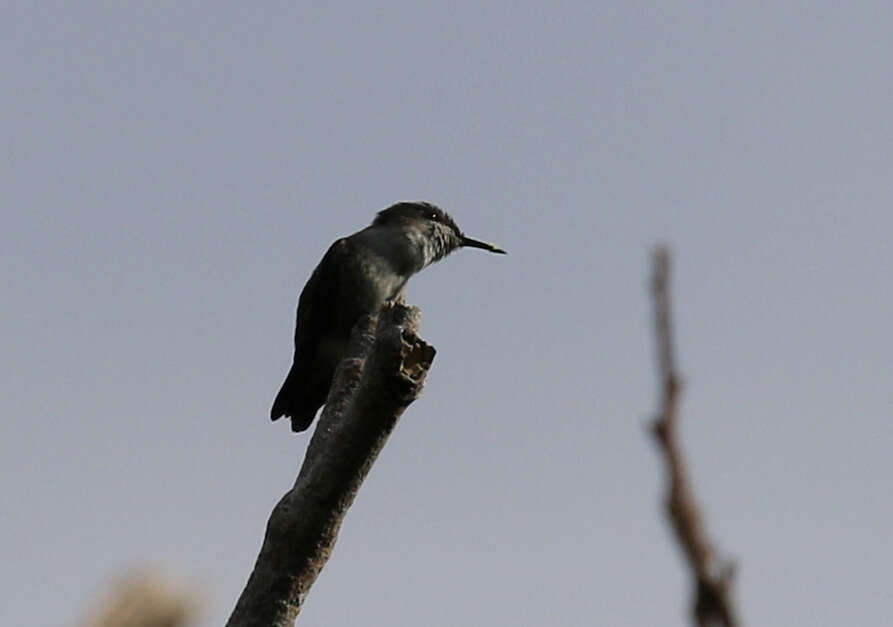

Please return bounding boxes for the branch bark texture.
[650,247,742,627]
[227,303,436,627]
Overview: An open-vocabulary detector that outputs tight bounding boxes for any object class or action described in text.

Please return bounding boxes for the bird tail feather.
[270,366,320,433]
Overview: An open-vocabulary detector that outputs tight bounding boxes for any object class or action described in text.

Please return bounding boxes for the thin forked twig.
[650,247,742,627]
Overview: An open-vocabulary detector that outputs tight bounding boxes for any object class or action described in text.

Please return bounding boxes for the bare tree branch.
[649,247,742,627]
[226,302,436,627]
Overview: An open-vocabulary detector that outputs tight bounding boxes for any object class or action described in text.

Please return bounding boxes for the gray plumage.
[271,201,505,432]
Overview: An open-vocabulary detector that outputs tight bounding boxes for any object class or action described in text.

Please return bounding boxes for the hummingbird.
[271,201,506,432]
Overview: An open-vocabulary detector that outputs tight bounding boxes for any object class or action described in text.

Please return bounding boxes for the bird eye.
[429,212,440,222]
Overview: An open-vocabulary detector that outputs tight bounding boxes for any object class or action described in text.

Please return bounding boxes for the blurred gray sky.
[2,2,892,626]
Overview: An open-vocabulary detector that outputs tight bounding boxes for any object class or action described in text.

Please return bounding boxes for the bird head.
[373,201,506,267]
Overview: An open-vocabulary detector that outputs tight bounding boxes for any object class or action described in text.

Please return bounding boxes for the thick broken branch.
[649,247,742,627]
[227,303,436,627]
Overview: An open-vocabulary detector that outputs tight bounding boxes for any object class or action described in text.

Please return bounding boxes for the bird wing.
[292,238,353,359]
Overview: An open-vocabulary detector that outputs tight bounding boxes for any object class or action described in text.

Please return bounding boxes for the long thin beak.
[461,235,507,254]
